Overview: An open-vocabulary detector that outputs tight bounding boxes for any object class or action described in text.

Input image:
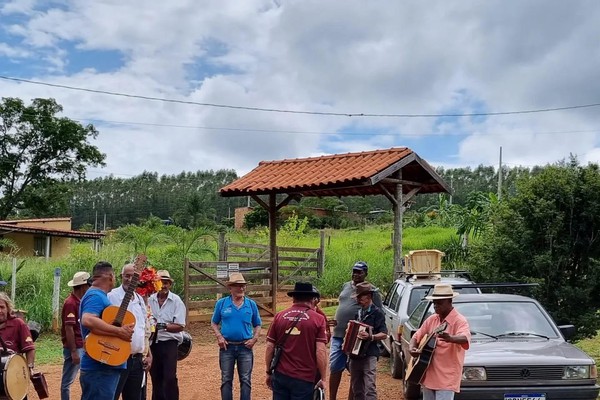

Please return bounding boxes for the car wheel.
[390,343,404,379]
[379,340,390,358]
[402,376,420,400]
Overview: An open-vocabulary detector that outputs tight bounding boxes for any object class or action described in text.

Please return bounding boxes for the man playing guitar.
[80,261,134,400]
[408,284,470,400]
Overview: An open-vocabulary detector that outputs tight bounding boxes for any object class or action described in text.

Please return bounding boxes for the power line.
[3,75,600,118]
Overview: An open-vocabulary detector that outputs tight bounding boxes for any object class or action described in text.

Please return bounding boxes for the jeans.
[219,344,253,400]
[272,371,314,400]
[328,337,348,373]
[422,388,455,400]
[114,354,145,400]
[61,348,84,400]
[80,369,121,400]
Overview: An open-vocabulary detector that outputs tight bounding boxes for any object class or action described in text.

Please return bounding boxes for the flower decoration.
[136,266,162,297]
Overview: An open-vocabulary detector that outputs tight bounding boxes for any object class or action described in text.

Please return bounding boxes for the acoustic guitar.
[85,254,147,366]
[405,321,448,384]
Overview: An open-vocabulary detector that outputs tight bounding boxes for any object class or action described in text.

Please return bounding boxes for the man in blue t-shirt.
[80,261,134,400]
[210,272,262,400]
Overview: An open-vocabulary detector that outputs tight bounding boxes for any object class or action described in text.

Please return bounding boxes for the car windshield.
[408,285,479,317]
[452,301,559,338]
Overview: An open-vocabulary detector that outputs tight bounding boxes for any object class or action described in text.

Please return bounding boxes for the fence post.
[11,258,17,302]
[318,230,325,277]
[184,258,190,323]
[52,268,61,332]
[218,232,226,261]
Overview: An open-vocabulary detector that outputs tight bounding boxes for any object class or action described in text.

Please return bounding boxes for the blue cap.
[352,261,368,272]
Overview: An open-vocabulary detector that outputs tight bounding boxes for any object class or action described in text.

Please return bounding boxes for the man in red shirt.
[0,292,36,373]
[61,271,90,400]
[265,282,328,400]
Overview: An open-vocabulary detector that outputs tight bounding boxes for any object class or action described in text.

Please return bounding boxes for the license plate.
[504,394,546,400]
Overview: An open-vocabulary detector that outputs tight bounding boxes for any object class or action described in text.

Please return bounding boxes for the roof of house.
[220,147,450,197]
[0,217,71,224]
[0,223,104,240]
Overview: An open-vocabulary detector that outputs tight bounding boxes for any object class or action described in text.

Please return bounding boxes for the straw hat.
[424,283,459,300]
[68,271,91,287]
[226,272,247,286]
[157,270,174,282]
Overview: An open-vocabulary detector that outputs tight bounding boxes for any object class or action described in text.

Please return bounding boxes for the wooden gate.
[183,260,273,322]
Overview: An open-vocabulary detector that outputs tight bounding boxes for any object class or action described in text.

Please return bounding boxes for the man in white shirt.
[108,263,153,400]
[148,270,186,400]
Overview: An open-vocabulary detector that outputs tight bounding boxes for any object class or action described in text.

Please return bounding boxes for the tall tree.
[0,97,105,219]
[469,159,600,338]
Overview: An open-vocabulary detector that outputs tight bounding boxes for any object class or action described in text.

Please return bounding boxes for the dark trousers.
[272,371,314,400]
[149,340,179,400]
[114,354,145,400]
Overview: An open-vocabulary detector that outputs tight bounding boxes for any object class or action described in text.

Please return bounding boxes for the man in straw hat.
[148,269,186,400]
[265,282,327,400]
[60,271,90,400]
[348,282,388,400]
[211,272,262,400]
[408,283,470,400]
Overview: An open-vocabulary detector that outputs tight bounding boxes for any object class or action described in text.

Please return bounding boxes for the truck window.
[389,285,404,312]
[383,283,397,306]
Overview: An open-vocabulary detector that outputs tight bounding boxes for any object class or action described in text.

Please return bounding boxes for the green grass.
[35,333,64,365]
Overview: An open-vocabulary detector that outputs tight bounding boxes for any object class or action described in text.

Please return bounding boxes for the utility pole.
[498,146,503,201]
[449,173,454,205]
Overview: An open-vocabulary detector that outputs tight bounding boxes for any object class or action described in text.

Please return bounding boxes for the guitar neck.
[113,272,141,327]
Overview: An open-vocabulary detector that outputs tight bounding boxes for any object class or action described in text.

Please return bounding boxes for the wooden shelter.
[219,147,451,310]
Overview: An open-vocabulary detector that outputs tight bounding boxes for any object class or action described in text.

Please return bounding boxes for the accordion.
[342,320,371,357]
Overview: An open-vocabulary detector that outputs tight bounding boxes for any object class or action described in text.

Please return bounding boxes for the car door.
[400,300,431,362]
[382,282,404,353]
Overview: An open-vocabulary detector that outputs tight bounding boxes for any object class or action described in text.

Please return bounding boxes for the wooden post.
[269,194,278,314]
[184,258,190,323]
[218,232,226,261]
[393,170,404,279]
[11,257,17,302]
[52,268,61,332]
[45,236,51,262]
[318,230,325,277]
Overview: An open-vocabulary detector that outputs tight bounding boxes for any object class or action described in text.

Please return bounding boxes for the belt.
[226,340,250,345]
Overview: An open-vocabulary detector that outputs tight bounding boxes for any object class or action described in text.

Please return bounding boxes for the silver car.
[400,293,599,400]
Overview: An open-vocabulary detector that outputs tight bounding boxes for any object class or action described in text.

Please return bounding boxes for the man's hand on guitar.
[437,332,454,342]
[409,346,421,357]
[117,323,135,341]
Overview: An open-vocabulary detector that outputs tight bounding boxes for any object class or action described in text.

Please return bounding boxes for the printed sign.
[216,264,228,279]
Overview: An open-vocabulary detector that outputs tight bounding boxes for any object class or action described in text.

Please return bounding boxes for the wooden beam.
[401,187,421,206]
[269,193,278,314]
[381,178,423,187]
[251,194,269,210]
[370,152,417,185]
[393,170,404,279]
[276,194,302,211]
[379,183,397,206]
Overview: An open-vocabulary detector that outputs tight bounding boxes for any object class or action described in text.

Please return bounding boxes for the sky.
[1,0,600,179]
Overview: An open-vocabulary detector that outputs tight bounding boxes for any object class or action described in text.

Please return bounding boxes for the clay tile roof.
[0,223,104,239]
[220,147,450,198]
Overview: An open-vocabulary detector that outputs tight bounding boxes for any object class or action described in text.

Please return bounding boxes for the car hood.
[465,339,594,365]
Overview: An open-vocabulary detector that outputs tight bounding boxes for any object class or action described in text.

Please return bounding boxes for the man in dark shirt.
[61,271,90,400]
[348,282,388,400]
[330,261,382,400]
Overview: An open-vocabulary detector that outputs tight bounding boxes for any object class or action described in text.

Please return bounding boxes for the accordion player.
[342,320,372,357]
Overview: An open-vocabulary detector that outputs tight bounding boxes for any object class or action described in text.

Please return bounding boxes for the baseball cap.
[352,261,368,272]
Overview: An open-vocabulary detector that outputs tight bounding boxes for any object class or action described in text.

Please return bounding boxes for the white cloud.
[1,0,600,180]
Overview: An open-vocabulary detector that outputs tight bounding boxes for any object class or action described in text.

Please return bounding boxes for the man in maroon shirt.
[60,271,90,400]
[265,282,328,400]
[0,292,36,371]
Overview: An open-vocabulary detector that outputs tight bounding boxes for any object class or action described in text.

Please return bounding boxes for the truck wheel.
[390,344,404,379]
[403,377,420,400]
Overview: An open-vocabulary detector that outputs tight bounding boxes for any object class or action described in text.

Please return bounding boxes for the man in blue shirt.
[211,272,262,400]
[80,261,134,400]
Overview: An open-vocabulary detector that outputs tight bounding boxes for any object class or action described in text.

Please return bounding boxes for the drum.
[177,331,192,361]
[0,353,29,400]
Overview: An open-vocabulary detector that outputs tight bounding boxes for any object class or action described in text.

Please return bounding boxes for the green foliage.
[0,97,106,219]
[468,161,600,338]
[244,207,269,229]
